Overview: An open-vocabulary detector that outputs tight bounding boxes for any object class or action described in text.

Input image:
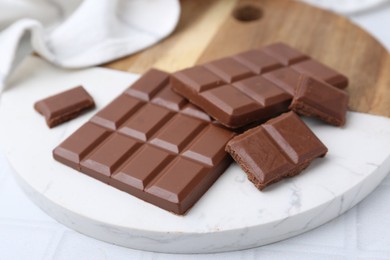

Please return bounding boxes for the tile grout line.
[344,206,360,258]
[0,152,12,189]
[0,217,60,227]
[0,170,10,190]
[258,244,351,258]
[42,228,66,260]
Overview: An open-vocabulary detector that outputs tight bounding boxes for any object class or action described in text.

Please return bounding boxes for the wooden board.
[105,0,390,118]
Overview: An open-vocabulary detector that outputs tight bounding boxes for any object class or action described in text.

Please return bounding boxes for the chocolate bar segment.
[290,75,349,126]
[145,157,210,211]
[200,84,263,126]
[227,127,294,186]
[204,57,254,83]
[111,145,173,190]
[263,67,301,96]
[262,112,329,164]
[149,114,207,153]
[53,123,111,170]
[172,68,291,128]
[172,66,225,93]
[233,76,291,107]
[171,43,348,129]
[118,104,174,141]
[90,94,142,130]
[34,86,95,128]
[262,42,310,65]
[233,49,283,74]
[125,69,169,101]
[80,133,140,183]
[183,125,234,166]
[54,69,235,215]
[291,59,348,89]
[181,104,212,122]
[226,112,327,190]
[151,86,187,111]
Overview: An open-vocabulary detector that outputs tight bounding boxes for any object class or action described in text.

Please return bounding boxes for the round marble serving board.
[2,0,390,254]
[1,56,390,253]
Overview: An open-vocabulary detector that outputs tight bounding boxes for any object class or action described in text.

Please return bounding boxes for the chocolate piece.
[54,69,235,215]
[262,42,310,65]
[171,43,348,129]
[233,76,291,107]
[171,63,292,129]
[34,86,95,128]
[290,75,349,126]
[233,49,283,74]
[226,112,327,190]
[262,67,301,95]
[291,59,348,89]
[204,57,254,83]
[171,66,224,93]
[53,123,110,170]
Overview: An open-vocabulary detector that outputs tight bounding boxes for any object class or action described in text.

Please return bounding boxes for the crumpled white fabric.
[0,0,180,91]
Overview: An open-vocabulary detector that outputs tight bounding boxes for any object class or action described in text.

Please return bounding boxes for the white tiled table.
[1,4,390,259]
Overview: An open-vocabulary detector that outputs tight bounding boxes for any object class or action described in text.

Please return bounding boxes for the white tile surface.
[0,173,55,223]
[0,224,57,260]
[1,4,390,260]
[350,4,390,50]
[356,186,390,252]
[53,231,145,260]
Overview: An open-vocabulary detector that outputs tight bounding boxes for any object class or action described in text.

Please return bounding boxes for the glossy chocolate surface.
[290,75,349,126]
[54,69,235,215]
[171,43,348,129]
[34,86,95,128]
[291,59,348,89]
[226,112,327,190]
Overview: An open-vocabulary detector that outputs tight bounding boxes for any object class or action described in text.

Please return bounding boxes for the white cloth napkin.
[0,0,180,91]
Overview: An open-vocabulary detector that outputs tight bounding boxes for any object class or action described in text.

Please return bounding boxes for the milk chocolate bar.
[171,43,348,128]
[225,112,327,190]
[34,86,95,128]
[53,69,235,215]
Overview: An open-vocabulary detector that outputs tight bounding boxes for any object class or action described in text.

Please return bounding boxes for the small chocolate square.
[290,75,349,126]
[233,49,283,74]
[263,67,301,95]
[226,112,327,190]
[34,86,95,128]
[204,57,254,83]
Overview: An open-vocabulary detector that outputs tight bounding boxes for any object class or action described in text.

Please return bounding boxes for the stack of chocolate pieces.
[52,43,349,215]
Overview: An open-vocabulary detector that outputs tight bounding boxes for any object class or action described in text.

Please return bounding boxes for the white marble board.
[1,56,390,253]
